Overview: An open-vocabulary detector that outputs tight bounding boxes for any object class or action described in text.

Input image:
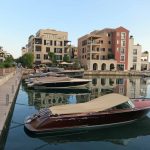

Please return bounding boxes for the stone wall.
[0,68,15,76]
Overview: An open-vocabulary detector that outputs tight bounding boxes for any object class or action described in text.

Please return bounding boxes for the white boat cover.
[50,93,129,115]
[33,76,91,84]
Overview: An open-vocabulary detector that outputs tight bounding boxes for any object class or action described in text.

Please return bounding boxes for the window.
[82,40,87,46]
[45,40,53,46]
[108,41,111,44]
[101,78,106,85]
[34,38,42,44]
[119,86,124,94]
[100,55,106,60]
[121,40,126,47]
[107,33,111,37]
[117,64,124,71]
[121,32,126,39]
[133,49,137,55]
[54,48,62,53]
[54,41,62,46]
[46,40,50,45]
[44,54,48,60]
[46,47,50,53]
[113,101,133,110]
[120,55,125,61]
[92,78,97,86]
[35,46,41,51]
[116,78,124,84]
[55,55,62,60]
[36,54,40,59]
[120,48,125,54]
[82,48,84,53]
[133,56,137,62]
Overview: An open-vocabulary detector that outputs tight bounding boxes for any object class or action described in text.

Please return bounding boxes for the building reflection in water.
[27,90,91,110]
[87,76,148,99]
[24,76,149,110]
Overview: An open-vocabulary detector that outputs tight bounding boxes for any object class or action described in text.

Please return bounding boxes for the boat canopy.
[50,93,129,115]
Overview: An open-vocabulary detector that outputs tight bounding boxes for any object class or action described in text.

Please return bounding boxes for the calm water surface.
[3,76,150,150]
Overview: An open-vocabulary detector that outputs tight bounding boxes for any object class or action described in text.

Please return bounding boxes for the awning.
[50,93,129,115]
[59,62,73,65]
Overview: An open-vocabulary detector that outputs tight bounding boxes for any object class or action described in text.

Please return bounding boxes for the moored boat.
[24,93,150,134]
[27,76,91,89]
[46,67,84,78]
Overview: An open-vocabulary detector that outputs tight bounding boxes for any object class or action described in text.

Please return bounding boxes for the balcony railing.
[87,41,101,45]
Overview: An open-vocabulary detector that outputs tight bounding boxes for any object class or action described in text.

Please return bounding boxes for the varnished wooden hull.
[25,107,150,135]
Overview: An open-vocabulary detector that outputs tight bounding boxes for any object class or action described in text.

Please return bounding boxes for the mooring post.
[6,94,9,105]
[12,85,14,94]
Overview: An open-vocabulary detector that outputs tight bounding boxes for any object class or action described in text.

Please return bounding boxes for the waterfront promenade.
[84,70,150,76]
[0,69,22,141]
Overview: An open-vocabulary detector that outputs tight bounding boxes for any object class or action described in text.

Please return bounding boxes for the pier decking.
[0,69,22,142]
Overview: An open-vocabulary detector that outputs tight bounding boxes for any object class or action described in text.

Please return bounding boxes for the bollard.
[6,94,9,105]
[15,80,17,86]
[12,85,14,94]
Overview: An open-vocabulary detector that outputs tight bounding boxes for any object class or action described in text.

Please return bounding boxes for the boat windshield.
[112,100,135,110]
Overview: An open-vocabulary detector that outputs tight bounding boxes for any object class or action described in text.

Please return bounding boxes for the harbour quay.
[0,68,22,148]
[84,70,150,77]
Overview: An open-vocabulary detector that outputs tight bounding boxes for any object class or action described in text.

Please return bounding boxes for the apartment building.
[141,51,149,70]
[27,29,70,65]
[0,47,5,62]
[128,36,141,71]
[78,26,129,71]
[0,47,11,62]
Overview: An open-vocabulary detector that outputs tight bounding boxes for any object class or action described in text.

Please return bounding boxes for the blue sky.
[0,0,150,58]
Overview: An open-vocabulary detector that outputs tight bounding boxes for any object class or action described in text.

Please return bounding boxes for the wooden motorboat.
[27,76,91,89]
[25,116,150,145]
[24,93,150,134]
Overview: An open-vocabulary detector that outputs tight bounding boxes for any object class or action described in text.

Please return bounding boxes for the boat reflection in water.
[25,115,150,146]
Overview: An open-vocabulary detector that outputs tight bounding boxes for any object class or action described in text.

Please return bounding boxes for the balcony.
[87,41,101,45]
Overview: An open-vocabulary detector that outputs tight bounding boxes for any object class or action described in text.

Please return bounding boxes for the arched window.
[101,63,106,70]
[93,63,98,70]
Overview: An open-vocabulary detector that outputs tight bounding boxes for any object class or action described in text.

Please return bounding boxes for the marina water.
[3,76,150,150]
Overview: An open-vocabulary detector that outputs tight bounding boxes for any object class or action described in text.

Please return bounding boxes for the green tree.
[21,53,34,68]
[0,55,14,68]
[73,58,80,69]
[143,51,148,54]
[48,52,57,64]
[63,54,70,62]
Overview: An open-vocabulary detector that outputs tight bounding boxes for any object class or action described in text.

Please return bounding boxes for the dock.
[84,70,150,77]
[0,68,22,146]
